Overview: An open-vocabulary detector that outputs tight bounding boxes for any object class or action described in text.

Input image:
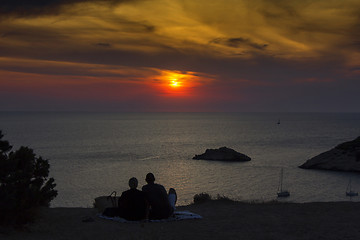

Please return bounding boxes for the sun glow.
[152,70,203,97]
[169,74,184,88]
[167,72,186,88]
[163,72,188,91]
[170,80,180,87]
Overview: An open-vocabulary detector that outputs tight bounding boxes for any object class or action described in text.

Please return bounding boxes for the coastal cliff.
[299,136,360,172]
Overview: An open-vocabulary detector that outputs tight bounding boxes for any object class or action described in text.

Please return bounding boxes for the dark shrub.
[0,130,57,225]
[193,192,211,204]
[215,194,233,202]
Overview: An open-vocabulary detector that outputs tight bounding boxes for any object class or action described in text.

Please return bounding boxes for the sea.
[1,112,360,207]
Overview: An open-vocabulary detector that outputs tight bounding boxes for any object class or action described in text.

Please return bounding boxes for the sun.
[170,79,181,88]
[151,69,212,97]
[170,80,179,87]
[168,74,183,88]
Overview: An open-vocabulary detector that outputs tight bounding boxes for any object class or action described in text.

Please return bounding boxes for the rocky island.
[193,147,251,162]
[299,136,360,172]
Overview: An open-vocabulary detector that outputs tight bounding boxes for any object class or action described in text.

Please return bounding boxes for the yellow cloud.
[1,0,359,62]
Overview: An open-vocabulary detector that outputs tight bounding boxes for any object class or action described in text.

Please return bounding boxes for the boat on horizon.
[277,168,290,198]
[346,178,358,197]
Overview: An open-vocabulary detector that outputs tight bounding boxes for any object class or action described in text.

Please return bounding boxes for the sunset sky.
[1,0,360,112]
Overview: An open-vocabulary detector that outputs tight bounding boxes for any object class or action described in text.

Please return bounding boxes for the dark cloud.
[0,37,343,84]
[0,0,136,19]
[210,37,268,50]
[256,0,300,20]
[141,24,155,33]
[0,25,71,50]
[350,67,360,73]
[112,19,156,33]
[257,0,360,36]
[95,43,112,48]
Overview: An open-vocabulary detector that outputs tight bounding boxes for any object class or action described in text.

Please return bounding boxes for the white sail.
[277,168,290,197]
[346,178,358,197]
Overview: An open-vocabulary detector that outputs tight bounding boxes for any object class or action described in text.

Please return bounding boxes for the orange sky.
[0,0,360,111]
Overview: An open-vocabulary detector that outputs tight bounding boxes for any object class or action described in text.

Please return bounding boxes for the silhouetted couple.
[103,173,176,221]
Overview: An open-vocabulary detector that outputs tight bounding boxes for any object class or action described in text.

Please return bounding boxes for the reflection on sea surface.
[1,112,360,207]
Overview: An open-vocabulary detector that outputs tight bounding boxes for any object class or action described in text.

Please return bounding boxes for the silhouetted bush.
[0,130,57,225]
[193,193,237,204]
[193,192,211,204]
[215,194,234,202]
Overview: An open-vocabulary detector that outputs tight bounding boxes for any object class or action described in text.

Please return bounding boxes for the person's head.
[128,177,138,189]
[145,172,155,184]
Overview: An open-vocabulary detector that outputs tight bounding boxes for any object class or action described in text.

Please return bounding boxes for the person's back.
[142,173,173,220]
[118,188,147,221]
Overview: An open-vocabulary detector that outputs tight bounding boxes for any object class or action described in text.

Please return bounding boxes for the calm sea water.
[1,112,360,207]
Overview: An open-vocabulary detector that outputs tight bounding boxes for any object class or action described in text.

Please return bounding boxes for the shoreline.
[3,200,360,240]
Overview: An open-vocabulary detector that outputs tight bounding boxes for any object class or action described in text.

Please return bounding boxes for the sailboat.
[277,168,290,197]
[346,178,358,197]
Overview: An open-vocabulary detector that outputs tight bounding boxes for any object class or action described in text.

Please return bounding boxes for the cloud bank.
[0,0,360,111]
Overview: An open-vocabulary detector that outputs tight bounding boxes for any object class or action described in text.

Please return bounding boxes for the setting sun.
[151,69,210,97]
[170,80,180,87]
[169,73,183,88]
[162,71,189,93]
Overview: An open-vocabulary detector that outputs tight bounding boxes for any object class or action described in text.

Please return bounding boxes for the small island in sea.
[299,136,360,172]
[193,147,251,162]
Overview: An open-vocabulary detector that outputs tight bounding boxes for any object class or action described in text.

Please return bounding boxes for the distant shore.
[2,200,360,240]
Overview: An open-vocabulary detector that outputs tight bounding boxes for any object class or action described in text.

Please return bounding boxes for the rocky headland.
[193,147,251,162]
[299,136,360,172]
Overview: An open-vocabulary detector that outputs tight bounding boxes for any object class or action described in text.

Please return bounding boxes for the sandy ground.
[2,200,360,240]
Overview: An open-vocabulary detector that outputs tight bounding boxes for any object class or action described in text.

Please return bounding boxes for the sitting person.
[168,188,177,212]
[103,177,147,221]
[142,173,176,220]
